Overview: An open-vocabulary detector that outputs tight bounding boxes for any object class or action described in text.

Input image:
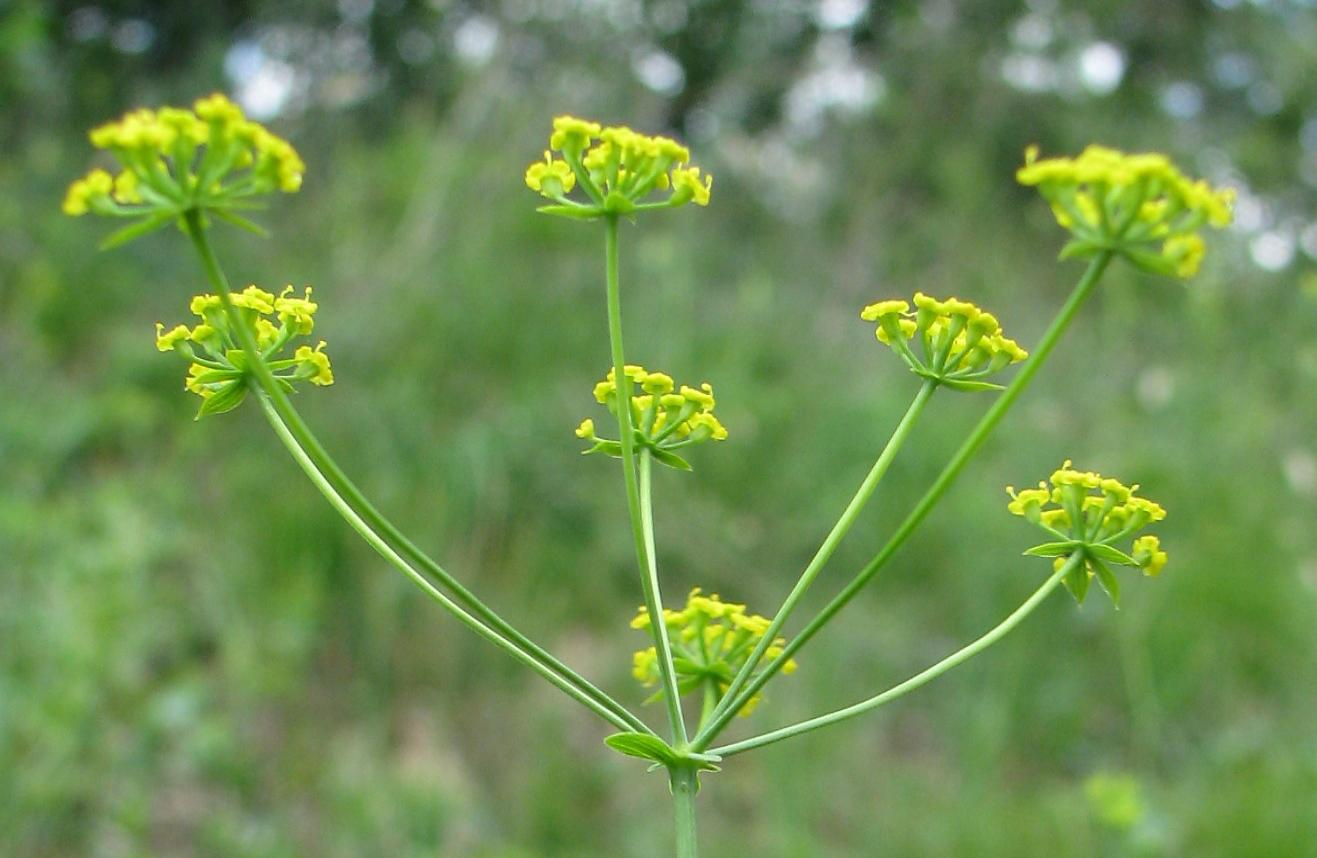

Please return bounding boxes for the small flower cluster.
[1007,460,1167,605]
[577,365,727,471]
[861,294,1028,391]
[631,589,797,717]
[1017,145,1234,278]
[156,285,332,418]
[63,93,304,245]
[526,116,711,218]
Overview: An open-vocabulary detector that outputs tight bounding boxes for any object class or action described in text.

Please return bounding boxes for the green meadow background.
[3,1,1316,855]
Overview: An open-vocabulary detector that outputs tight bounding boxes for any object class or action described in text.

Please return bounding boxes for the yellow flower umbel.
[1017,145,1234,278]
[526,115,711,219]
[578,365,726,471]
[861,294,1028,391]
[631,589,797,717]
[63,93,305,247]
[156,285,332,418]
[1007,460,1168,605]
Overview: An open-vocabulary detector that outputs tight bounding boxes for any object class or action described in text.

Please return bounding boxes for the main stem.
[697,379,936,743]
[698,252,1113,746]
[182,210,650,735]
[671,766,699,858]
[603,214,688,745]
[709,553,1081,757]
[256,394,637,732]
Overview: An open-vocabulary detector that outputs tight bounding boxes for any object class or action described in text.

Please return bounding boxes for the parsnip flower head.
[156,285,332,419]
[631,588,797,718]
[579,364,726,471]
[1007,460,1167,605]
[861,294,1028,391]
[526,115,711,219]
[1017,145,1233,278]
[63,93,305,246]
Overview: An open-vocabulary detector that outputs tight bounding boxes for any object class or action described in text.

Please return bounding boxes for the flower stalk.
[708,553,1084,757]
[605,213,688,745]
[700,378,936,736]
[255,393,639,732]
[694,251,1113,749]
[182,208,651,736]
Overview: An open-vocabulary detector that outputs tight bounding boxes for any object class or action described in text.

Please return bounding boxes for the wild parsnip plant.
[65,98,1233,857]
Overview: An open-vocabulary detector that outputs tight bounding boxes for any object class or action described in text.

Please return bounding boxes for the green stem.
[699,252,1113,745]
[695,379,936,746]
[256,394,637,732]
[671,765,700,858]
[182,210,651,736]
[708,554,1081,757]
[603,214,687,745]
[698,680,718,733]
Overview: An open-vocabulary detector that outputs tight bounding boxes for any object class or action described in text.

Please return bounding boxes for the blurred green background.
[3,0,1316,855]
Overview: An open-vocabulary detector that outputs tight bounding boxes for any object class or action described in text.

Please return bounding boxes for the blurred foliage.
[3,0,1317,855]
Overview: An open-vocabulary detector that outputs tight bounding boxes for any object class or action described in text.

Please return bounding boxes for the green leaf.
[189,368,243,385]
[194,381,248,419]
[604,733,680,767]
[911,366,941,382]
[650,447,693,471]
[602,191,637,215]
[211,198,269,211]
[210,207,270,237]
[676,675,705,693]
[1062,562,1091,604]
[1085,543,1137,566]
[1058,238,1104,261]
[98,212,175,250]
[1092,559,1121,608]
[583,440,624,457]
[1119,246,1178,277]
[536,204,603,221]
[941,378,1006,393]
[1024,541,1081,558]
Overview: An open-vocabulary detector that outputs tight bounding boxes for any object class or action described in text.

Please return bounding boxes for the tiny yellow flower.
[549,115,602,152]
[275,286,318,335]
[670,166,712,206]
[859,299,910,322]
[295,342,334,386]
[155,323,192,352]
[1131,535,1167,576]
[524,151,577,196]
